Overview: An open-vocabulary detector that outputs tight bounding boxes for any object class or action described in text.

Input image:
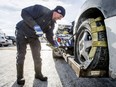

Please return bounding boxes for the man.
[15,4,65,85]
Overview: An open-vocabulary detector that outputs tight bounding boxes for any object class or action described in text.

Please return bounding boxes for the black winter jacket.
[16,5,55,45]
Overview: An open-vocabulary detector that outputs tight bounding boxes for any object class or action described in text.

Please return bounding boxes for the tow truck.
[51,0,116,78]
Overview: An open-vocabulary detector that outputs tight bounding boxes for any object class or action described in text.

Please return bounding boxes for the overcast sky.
[0,0,86,36]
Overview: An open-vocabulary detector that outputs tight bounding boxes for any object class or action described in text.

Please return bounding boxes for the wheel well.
[76,8,105,29]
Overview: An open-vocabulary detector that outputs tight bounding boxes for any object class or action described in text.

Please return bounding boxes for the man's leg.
[29,38,47,81]
[16,33,27,85]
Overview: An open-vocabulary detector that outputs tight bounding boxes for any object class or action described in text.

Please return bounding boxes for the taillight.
[57,38,61,42]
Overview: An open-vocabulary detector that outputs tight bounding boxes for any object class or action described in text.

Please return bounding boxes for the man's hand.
[46,43,59,50]
[34,25,43,37]
[53,43,58,48]
[46,44,55,49]
[53,40,59,48]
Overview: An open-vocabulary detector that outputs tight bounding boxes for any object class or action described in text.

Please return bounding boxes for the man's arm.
[21,5,45,28]
[45,29,55,46]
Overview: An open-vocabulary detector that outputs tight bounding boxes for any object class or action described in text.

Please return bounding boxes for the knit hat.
[54,6,66,17]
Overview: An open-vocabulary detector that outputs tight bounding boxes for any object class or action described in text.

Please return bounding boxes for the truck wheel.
[52,48,66,58]
[13,41,16,45]
[52,49,62,58]
[74,17,109,70]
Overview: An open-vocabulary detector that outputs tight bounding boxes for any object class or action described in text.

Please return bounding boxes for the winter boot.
[35,74,47,81]
[16,64,25,85]
[17,78,25,85]
[34,63,47,81]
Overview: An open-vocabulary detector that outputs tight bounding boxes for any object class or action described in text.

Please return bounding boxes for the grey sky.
[0,0,86,36]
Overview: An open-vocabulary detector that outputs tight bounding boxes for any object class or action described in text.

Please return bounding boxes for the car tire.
[52,48,66,58]
[74,17,109,70]
[4,44,9,47]
[13,41,16,45]
[0,44,2,47]
[52,49,62,58]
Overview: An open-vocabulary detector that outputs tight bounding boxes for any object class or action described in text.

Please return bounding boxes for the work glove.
[46,44,59,52]
[46,42,59,50]
[46,43,55,49]
[34,25,43,37]
[53,41,59,48]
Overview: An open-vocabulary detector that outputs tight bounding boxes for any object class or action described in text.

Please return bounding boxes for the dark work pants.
[16,30,42,79]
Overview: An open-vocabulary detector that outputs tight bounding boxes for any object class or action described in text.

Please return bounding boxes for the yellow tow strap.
[89,17,107,59]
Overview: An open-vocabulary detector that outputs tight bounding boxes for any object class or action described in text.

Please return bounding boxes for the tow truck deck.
[62,52,108,77]
[44,19,109,78]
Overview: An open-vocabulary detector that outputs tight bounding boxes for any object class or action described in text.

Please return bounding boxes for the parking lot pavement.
[0,43,116,87]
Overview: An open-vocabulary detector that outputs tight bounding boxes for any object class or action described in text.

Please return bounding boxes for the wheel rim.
[76,27,92,68]
[53,48,65,57]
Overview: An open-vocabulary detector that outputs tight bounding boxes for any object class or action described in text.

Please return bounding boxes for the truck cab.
[52,23,74,58]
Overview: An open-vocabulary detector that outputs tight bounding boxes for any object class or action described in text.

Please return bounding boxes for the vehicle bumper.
[0,42,7,46]
[55,34,74,47]
[105,16,116,78]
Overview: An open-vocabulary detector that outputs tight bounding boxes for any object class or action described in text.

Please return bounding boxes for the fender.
[74,0,116,33]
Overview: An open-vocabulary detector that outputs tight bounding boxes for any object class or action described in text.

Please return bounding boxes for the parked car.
[0,29,12,47]
[6,36,16,45]
[0,35,11,47]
